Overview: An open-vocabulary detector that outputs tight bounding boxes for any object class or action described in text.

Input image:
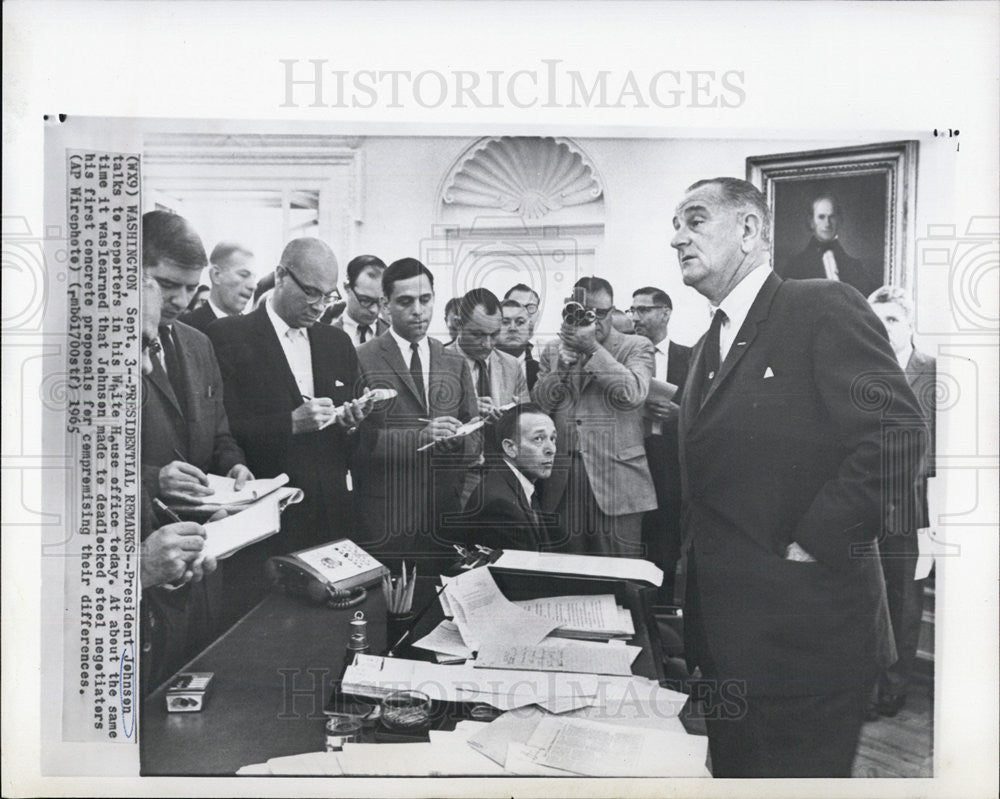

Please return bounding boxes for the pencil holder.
[386,610,416,650]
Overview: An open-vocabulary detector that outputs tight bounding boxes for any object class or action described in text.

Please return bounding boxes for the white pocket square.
[763,367,775,379]
[335,379,345,387]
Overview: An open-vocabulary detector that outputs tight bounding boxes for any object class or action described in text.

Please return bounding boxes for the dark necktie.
[524,342,534,360]
[409,342,426,407]
[159,325,188,410]
[358,324,371,344]
[476,358,491,397]
[698,309,727,407]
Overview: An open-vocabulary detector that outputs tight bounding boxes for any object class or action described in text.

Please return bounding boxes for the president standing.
[671,178,924,776]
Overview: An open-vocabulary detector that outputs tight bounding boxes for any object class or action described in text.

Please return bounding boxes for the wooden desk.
[141,574,664,775]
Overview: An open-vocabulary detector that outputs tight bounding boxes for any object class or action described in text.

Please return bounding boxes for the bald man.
[208,238,373,617]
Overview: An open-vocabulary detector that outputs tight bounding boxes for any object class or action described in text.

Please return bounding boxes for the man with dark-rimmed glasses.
[207,237,374,623]
[332,254,389,347]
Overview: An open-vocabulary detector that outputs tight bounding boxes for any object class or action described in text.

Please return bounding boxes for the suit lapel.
[308,326,334,397]
[427,338,448,413]
[378,334,426,411]
[502,465,542,545]
[147,352,184,419]
[250,306,302,405]
[699,272,781,411]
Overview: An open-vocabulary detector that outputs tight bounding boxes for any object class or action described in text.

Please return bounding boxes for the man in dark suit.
[208,238,372,555]
[331,255,390,346]
[671,177,925,777]
[179,242,256,333]
[496,299,540,390]
[868,285,936,718]
[461,403,556,551]
[780,193,880,298]
[140,211,251,508]
[138,252,227,691]
[630,286,692,603]
[354,258,478,569]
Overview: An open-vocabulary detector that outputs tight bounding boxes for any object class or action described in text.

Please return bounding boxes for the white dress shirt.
[388,326,429,405]
[714,264,772,363]
[340,312,375,347]
[503,458,536,506]
[207,297,230,320]
[265,298,314,398]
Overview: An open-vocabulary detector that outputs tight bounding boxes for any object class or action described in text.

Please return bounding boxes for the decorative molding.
[143,133,361,166]
[440,137,604,220]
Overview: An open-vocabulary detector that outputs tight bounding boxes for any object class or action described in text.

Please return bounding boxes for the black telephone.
[265,556,367,608]
[264,539,388,609]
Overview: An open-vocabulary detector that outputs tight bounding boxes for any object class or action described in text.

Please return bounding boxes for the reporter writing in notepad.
[208,238,373,626]
[139,272,221,693]
[140,211,253,507]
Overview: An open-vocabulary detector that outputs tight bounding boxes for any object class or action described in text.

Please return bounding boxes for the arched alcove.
[427,137,607,339]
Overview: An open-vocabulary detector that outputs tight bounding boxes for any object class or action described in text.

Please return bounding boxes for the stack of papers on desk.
[442,566,560,651]
[513,594,635,641]
[341,654,600,711]
[493,549,664,587]
[466,681,707,777]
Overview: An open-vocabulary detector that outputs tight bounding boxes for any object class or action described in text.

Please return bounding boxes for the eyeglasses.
[521,303,539,315]
[283,267,341,306]
[588,306,614,320]
[348,286,382,309]
[627,305,669,315]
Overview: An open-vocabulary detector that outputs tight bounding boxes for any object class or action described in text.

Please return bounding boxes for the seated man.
[461,403,556,551]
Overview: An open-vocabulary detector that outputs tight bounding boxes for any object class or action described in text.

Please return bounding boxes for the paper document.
[474,641,634,676]
[647,377,679,403]
[416,417,487,451]
[201,472,290,505]
[342,655,599,711]
[524,715,709,777]
[201,486,302,560]
[494,550,663,587]
[513,594,634,639]
[412,620,473,660]
[444,566,559,651]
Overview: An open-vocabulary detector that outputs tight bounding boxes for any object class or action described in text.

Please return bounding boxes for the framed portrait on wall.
[747,140,919,295]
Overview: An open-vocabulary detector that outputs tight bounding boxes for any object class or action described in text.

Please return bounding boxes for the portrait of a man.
[774,177,886,298]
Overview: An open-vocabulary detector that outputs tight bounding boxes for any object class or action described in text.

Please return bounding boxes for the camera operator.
[531,276,657,557]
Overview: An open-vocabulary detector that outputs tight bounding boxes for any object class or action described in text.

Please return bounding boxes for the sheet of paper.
[474,641,634,676]
[647,377,679,403]
[336,741,507,776]
[513,594,634,637]
[201,488,302,560]
[524,715,709,777]
[416,417,487,451]
[444,566,559,651]
[493,550,663,587]
[466,707,546,766]
[412,620,473,659]
[235,762,272,776]
[265,751,343,776]
[504,743,568,776]
[201,472,290,505]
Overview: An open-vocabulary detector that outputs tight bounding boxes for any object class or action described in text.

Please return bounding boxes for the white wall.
[353,134,947,346]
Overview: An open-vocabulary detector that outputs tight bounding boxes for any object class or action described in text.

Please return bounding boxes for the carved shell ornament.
[442,137,604,219]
